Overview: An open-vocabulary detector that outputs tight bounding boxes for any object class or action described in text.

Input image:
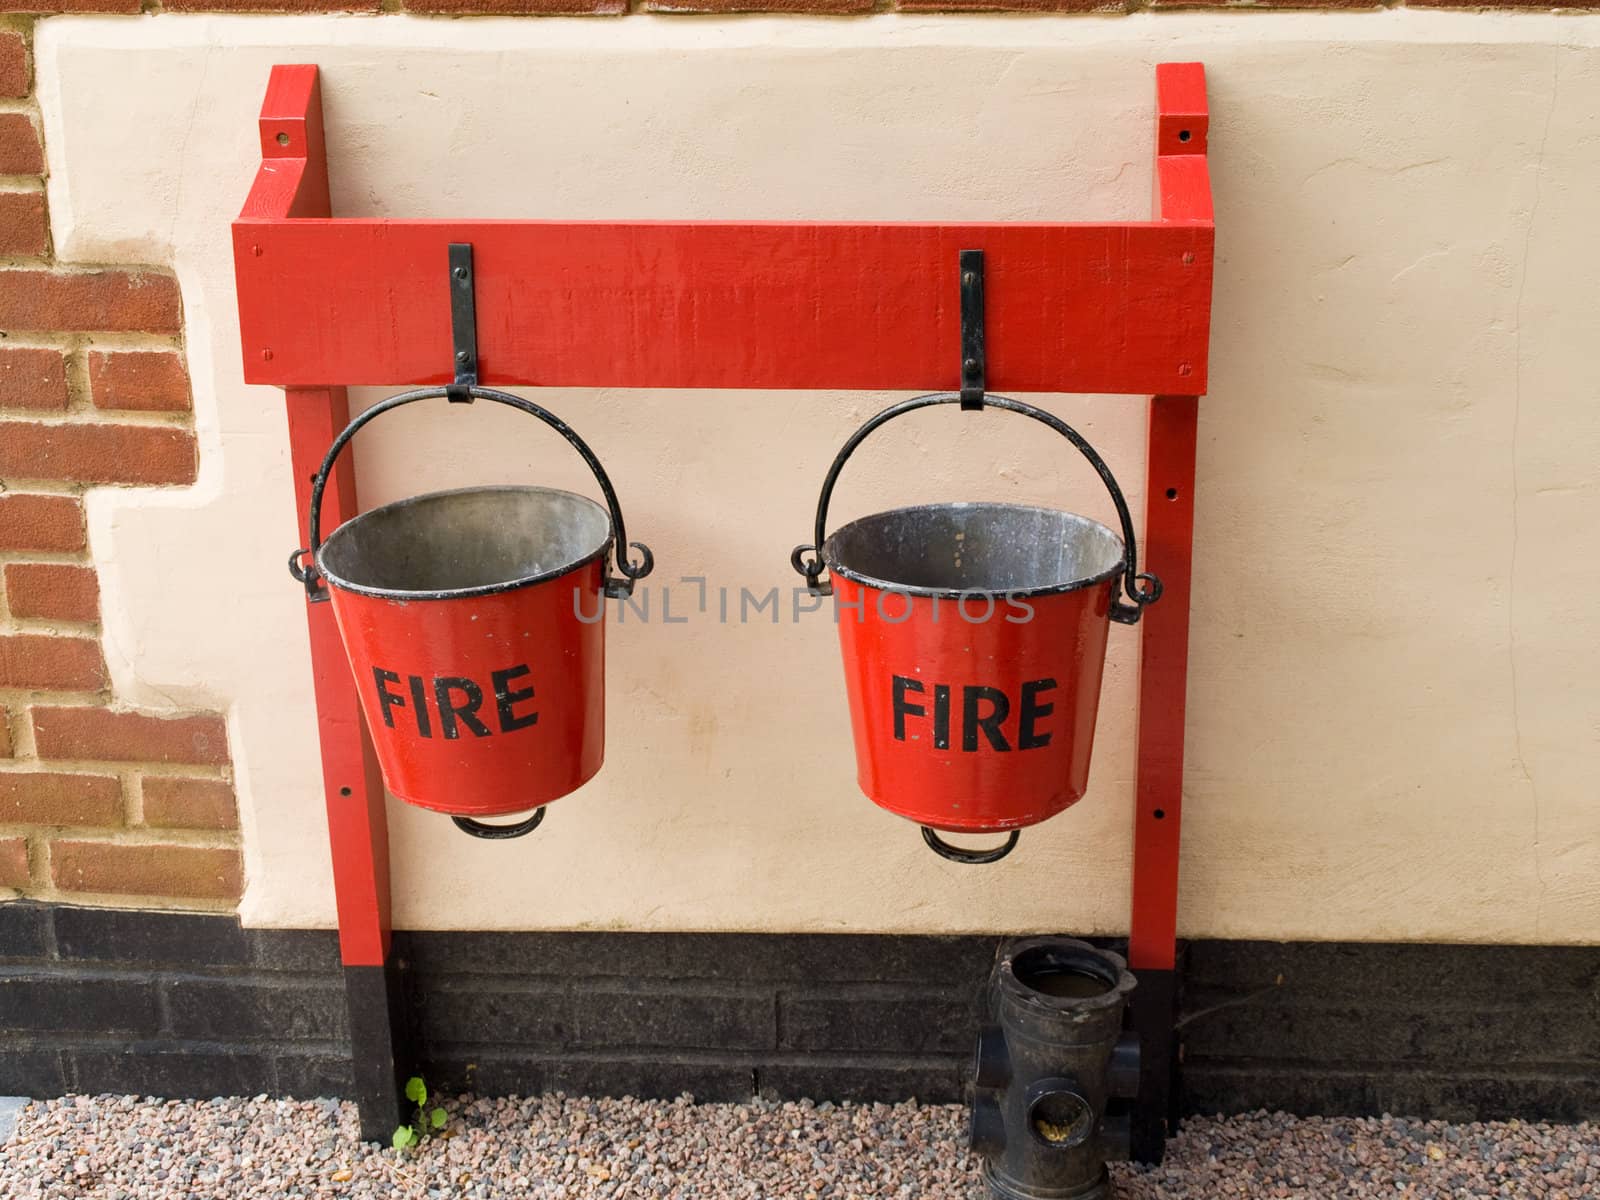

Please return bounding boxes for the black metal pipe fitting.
[970,938,1140,1200]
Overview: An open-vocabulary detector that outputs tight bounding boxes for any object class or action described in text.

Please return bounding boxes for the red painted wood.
[1155,64,1212,226]
[264,65,328,214]
[232,220,1212,395]
[1156,62,1209,158]
[238,160,311,223]
[244,66,392,969]
[1129,394,1198,971]
[239,66,328,222]
[1130,64,1208,973]
[287,387,392,967]
[1158,157,1214,224]
[258,65,320,157]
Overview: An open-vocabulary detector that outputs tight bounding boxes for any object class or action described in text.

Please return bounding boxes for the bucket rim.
[820,501,1125,600]
[314,484,613,602]
[995,936,1137,1014]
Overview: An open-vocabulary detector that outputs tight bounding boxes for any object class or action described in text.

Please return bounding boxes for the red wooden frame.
[242,66,390,970]
[234,59,1211,1138]
[234,220,1210,395]
[1129,61,1210,974]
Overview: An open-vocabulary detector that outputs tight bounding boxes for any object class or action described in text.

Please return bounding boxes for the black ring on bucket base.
[921,826,1021,865]
[451,807,547,841]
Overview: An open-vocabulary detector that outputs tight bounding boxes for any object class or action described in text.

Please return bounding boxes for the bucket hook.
[959,248,986,412]
[446,241,478,404]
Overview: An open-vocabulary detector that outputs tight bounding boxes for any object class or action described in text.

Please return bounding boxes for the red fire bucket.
[291,386,653,840]
[792,393,1161,864]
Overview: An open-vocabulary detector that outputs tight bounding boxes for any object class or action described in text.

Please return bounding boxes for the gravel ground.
[0,1092,1594,1199]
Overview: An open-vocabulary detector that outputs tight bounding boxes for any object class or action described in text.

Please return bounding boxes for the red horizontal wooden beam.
[233,63,1213,395]
[232,219,1213,394]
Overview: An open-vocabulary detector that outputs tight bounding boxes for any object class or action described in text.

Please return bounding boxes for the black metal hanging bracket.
[447,242,478,403]
[959,249,986,411]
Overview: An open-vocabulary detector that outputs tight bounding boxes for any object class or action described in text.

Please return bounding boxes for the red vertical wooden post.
[1128,62,1209,1163]
[284,386,391,967]
[1125,399,1199,1164]
[1129,396,1198,972]
[239,65,405,1139]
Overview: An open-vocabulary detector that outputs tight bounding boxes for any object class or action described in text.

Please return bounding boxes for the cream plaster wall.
[33,12,1600,941]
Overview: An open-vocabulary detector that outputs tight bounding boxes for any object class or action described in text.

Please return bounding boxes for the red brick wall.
[0,19,240,910]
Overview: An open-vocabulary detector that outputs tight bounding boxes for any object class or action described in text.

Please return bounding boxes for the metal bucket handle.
[290,384,654,604]
[789,391,1160,622]
[789,391,1161,868]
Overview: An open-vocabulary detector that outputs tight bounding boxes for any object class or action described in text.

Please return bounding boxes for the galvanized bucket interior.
[317,485,612,599]
[822,502,1125,598]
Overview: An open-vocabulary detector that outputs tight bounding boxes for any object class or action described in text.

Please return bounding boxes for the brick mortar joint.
[0,485,90,502]
[0,765,130,784]
[0,477,197,494]
[16,826,242,846]
[120,766,141,824]
[0,549,97,567]
[0,617,91,644]
[2,883,240,912]
[0,617,102,638]
[0,260,180,277]
[0,409,197,428]
[41,761,233,781]
[0,613,100,628]
[0,688,109,707]
[0,819,135,838]
[0,333,185,352]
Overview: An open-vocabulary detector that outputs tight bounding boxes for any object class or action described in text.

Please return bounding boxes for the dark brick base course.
[1,902,1596,1121]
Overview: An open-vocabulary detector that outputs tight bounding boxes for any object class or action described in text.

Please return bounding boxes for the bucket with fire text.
[289,386,653,840]
[791,393,1160,864]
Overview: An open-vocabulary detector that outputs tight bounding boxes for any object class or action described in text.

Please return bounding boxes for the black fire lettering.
[1019,678,1056,750]
[373,668,405,729]
[962,686,1011,752]
[892,675,925,741]
[434,677,492,739]
[408,674,433,738]
[492,665,539,733]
